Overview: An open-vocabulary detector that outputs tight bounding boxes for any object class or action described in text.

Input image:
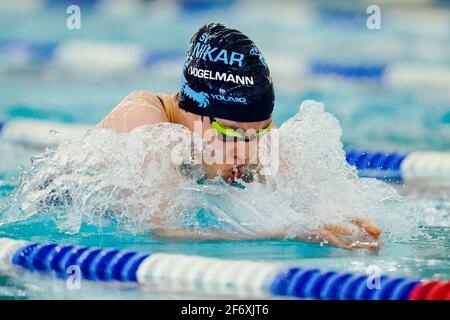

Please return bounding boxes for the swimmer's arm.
[153,224,382,252]
[152,228,286,241]
[97,91,169,133]
[149,214,285,240]
[151,216,382,251]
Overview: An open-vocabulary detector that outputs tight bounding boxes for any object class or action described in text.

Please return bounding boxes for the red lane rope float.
[408,281,450,300]
[428,281,450,300]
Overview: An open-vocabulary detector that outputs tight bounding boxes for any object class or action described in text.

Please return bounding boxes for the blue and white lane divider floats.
[1,40,450,88]
[2,238,448,300]
[347,149,450,184]
[0,0,235,14]
[1,118,450,184]
[0,40,185,72]
[0,118,91,147]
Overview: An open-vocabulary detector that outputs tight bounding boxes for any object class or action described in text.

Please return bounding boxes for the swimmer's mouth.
[225,167,244,182]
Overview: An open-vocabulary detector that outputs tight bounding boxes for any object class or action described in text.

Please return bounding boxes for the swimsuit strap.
[155,93,181,123]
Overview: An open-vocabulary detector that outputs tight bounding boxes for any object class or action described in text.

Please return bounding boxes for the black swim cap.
[179,23,274,122]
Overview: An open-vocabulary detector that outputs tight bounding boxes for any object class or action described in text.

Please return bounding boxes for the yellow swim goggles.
[210,118,273,142]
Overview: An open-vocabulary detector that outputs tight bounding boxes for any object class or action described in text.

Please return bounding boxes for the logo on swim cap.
[181,74,248,109]
[179,23,274,122]
[191,39,245,67]
[249,46,267,68]
[181,74,210,108]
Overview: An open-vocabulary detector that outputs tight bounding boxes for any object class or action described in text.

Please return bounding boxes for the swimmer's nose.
[233,141,255,164]
[233,154,246,165]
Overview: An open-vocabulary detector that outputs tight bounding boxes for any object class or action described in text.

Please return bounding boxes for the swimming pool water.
[0,0,449,299]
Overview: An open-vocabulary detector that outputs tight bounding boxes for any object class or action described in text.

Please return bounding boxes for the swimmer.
[98,23,382,251]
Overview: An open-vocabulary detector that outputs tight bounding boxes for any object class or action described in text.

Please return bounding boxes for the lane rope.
[1,238,448,300]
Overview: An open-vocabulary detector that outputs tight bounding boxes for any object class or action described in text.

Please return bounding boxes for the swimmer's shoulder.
[98,90,174,133]
[124,90,169,118]
[154,92,182,123]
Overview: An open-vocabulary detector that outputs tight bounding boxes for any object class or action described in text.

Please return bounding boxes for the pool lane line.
[0,238,448,300]
[0,118,91,146]
[1,39,450,88]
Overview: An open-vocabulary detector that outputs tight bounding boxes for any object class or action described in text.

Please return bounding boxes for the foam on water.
[1,101,420,242]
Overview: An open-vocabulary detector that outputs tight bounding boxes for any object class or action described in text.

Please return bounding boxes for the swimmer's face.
[192,115,272,182]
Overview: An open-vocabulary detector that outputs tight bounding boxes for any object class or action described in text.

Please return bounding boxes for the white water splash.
[189,100,420,241]
[1,101,420,241]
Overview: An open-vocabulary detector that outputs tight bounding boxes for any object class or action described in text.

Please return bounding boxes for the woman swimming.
[98,23,382,251]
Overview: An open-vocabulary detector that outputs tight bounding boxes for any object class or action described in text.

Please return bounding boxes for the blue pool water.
[0,1,450,299]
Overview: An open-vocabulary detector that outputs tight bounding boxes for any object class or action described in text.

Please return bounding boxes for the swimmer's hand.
[308,218,383,252]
